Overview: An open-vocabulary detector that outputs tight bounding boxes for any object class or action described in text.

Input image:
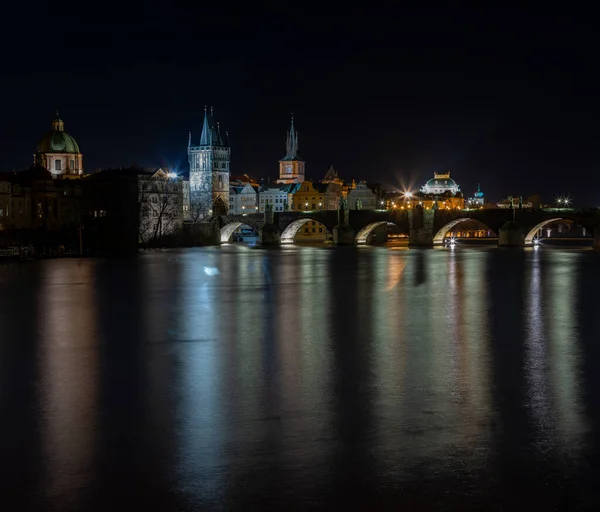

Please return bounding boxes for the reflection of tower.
[188,107,231,217]
[277,115,305,184]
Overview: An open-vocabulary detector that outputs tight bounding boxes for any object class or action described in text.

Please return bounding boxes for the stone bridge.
[216,207,600,247]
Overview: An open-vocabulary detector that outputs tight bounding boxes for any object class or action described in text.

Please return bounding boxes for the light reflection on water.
[0,246,599,510]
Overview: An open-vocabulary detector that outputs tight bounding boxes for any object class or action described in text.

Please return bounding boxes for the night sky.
[2,7,598,204]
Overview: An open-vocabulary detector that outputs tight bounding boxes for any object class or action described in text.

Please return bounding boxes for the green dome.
[37,128,80,154]
[425,177,457,188]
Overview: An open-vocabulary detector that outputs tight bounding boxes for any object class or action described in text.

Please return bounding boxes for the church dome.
[37,113,80,154]
[421,172,461,195]
[425,176,457,189]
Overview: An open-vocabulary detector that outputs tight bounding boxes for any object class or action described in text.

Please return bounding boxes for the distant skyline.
[2,7,599,205]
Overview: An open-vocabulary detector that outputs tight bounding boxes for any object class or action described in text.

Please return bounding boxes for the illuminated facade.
[188,107,231,218]
[277,115,305,184]
[35,112,83,179]
[229,183,258,214]
[347,181,376,209]
[420,172,460,195]
[467,184,485,207]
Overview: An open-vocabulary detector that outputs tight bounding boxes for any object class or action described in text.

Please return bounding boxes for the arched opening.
[220,222,258,243]
[524,218,592,246]
[355,221,396,244]
[280,218,333,244]
[213,196,227,216]
[433,218,496,245]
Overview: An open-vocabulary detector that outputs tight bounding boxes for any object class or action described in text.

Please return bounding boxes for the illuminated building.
[467,184,485,207]
[420,172,460,195]
[188,107,231,218]
[35,112,83,179]
[399,171,465,210]
[259,184,300,213]
[290,180,342,242]
[497,197,533,209]
[347,181,376,209]
[229,183,258,214]
[277,115,305,184]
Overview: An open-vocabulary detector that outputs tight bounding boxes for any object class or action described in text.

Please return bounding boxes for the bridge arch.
[220,222,258,243]
[522,217,593,245]
[433,217,495,245]
[280,218,332,244]
[355,221,392,244]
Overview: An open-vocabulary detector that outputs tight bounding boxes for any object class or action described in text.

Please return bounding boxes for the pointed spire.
[200,105,212,146]
[282,113,300,160]
[216,122,224,146]
[188,130,192,147]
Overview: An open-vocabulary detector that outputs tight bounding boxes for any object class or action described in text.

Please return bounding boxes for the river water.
[1,245,600,511]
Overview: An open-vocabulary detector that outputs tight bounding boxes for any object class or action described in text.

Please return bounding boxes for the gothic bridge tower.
[277,114,305,184]
[188,107,231,217]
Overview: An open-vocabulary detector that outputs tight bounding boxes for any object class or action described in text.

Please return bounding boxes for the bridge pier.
[333,224,356,245]
[498,221,525,247]
[409,229,433,247]
[593,225,600,249]
[408,207,434,247]
[259,224,281,245]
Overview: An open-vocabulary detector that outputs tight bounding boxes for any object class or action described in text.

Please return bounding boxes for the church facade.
[188,107,231,218]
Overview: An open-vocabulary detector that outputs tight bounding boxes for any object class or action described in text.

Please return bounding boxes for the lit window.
[55,160,62,171]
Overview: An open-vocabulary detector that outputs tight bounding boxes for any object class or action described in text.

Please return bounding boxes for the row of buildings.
[1,109,491,251]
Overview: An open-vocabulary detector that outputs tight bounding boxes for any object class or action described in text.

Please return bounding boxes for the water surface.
[1,246,600,510]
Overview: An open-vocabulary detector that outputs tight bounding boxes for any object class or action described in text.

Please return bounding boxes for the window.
[55,160,62,171]
[319,228,323,233]
[69,159,75,170]
[312,228,316,233]
[304,228,309,233]
[312,203,315,209]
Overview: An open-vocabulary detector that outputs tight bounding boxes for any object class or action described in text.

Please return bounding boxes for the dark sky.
[2,6,598,204]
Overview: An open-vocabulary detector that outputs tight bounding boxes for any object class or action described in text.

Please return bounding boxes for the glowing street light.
[167,172,177,179]
[404,191,413,198]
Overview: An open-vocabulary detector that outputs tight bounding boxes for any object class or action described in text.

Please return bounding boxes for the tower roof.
[280,114,303,162]
[322,165,338,182]
[198,106,228,147]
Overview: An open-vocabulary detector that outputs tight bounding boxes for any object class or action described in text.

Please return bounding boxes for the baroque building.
[420,172,460,195]
[188,107,230,218]
[277,115,305,184]
[35,112,83,179]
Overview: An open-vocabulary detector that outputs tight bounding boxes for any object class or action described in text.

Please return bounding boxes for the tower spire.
[188,130,192,147]
[200,105,212,146]
[216,122,224,146]
[284,113,298,160]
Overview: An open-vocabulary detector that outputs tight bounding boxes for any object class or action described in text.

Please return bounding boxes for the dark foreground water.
[2,245,600,511]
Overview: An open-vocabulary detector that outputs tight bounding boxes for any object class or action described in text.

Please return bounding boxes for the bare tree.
[138,171,183,247]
